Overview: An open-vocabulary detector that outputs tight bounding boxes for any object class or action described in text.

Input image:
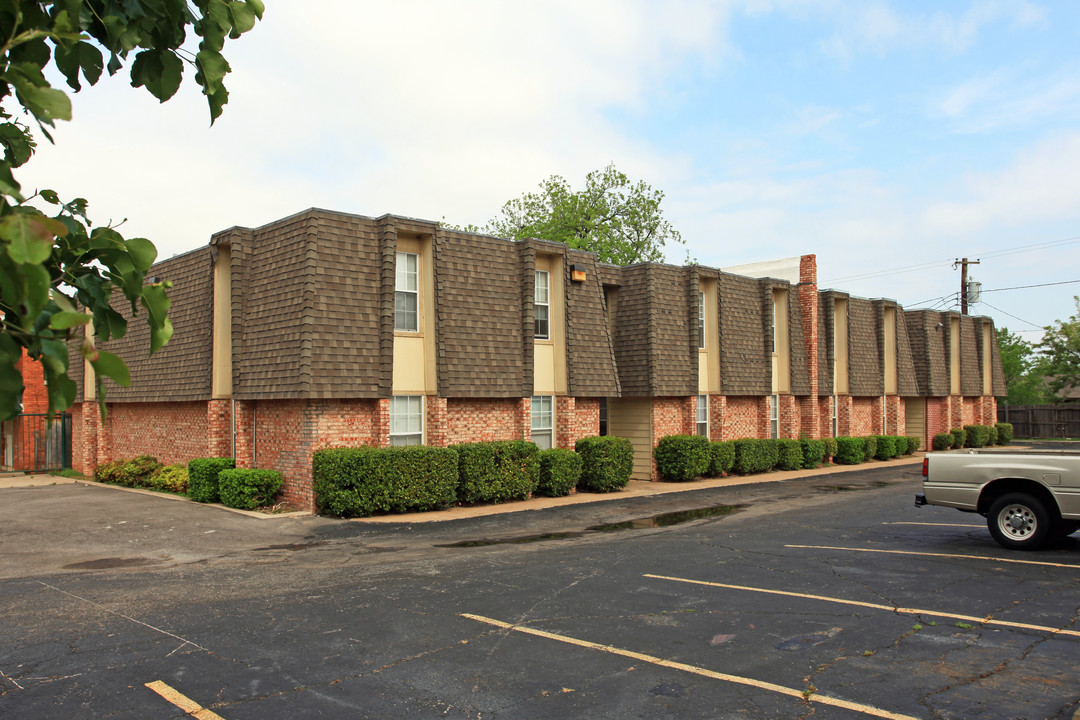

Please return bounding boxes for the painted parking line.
[883,522,982,528]
[145,681,226,720]
[644,574,1080,639]
[785,544,1080,569]
[461,613,919,720]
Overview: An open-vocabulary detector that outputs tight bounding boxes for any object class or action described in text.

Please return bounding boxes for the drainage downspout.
[253,399,258,467]
[230,398,236,459]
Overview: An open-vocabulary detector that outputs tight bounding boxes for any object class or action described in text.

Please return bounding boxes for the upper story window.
[698,291,705,349]
[534,270,550,339]
[395,251,418,332]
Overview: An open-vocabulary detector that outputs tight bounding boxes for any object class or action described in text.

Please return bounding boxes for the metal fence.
[997,404,1080,439]
[0,413,72,472]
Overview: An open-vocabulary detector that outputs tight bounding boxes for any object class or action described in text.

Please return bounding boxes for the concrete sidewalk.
[0,453,926,523]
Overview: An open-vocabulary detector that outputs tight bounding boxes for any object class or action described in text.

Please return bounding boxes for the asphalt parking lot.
[1,463,1078,719]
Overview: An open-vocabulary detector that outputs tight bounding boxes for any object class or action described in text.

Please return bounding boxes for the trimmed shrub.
[800,438,825,469]
[834,436,865,465]
[996,422,1014,445]
[187,457,235,503]
[963,424,992,448]
[862,435,878,462]
[576,436,634,492]
[536,449,582,497]
[218,468,284,510]
[987,426,998,446]
[732,438,778,475]
[93,459,125,484]
[313,446,459,518]
[453,440,540,504]
[873,435,897,461]
[708,441,736,476]
[654,435,711,482]
[121,455,161,487]
[949,428,965,449]
[776,439,803,471]
[822,436,838,460]
[932,433,953,451]
[149,464,189,494]
[904,436,921,454]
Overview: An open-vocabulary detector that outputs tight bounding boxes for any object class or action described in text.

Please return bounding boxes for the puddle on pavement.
[63,557,158,570]
[816,481,890,492]
[435,504,744,548]
[252,540,329,552]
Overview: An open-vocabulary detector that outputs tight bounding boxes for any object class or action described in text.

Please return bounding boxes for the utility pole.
[954,257,980,314]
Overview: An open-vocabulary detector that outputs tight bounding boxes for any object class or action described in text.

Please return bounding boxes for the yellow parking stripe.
[785,544,1080,569]
[145,681,226,720]
[645,573,1080,638]
[461,613,919,720]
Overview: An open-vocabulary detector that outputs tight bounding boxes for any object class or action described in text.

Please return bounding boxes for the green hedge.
[187,457,235,503]
[654,435,711,482]
[801,438,825,469]
[536,449,582,497]
[996,422,1013,445]
[932,433,952,451]
[733,438,778,475]
[93,455,162,488]
[904,436,920,454]
[452,440,539,504]
[149,464,188,494]
[822,436,838,460]
[709,441,736,476]
[949,428,965,449]
[313,446,458,517]
[776,439,803,471]
[218,468,283,510]
[963,424,993,448]
[872,435,896,461]
[575,436,634,492]
[834,436,865,465]
[987,426,999,446]
[862,435,878,462]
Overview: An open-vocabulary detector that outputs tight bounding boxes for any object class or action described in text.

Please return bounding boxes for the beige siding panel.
[904,397,926,449]
[608,397,653,480]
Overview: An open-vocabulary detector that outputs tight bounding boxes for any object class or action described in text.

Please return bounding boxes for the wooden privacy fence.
[998,404,1080,439]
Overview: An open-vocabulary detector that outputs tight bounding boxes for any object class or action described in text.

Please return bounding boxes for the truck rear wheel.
[987,493,1052,550]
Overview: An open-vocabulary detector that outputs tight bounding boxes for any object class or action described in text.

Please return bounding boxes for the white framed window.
[534,270,550,339]
[697,395,709,437]
[698,291,705,349]
[531,395,553,449]
[770,394,779,439]
[390,395,424,446]
[598,398,608,436]
[395,251,418,332]
[831,395,838,437]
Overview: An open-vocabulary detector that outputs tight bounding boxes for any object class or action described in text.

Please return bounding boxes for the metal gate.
[0,413,72,472]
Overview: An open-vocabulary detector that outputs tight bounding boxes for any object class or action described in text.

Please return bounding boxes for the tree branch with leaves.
[0,0,264,422]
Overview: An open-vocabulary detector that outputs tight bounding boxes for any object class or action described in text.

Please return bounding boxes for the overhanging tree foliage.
[997,326,1049,405]
[0,0,264,422]
[459,163,685,266]
[1039,297,1080,401]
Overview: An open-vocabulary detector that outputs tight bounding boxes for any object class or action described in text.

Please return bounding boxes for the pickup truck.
[916,448,1080,550]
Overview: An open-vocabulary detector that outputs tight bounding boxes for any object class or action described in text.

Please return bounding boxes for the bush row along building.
[65,208,1006,510]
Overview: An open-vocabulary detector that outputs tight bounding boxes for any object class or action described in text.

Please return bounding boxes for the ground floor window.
[697,395,708,437]
[390,395,424,446]
[598,398,608,436]
[531,395,553,450]
[831,395,838,437]
[770,394,779,439]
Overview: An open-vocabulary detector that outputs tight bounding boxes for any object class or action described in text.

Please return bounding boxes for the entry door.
[904,397,926,451]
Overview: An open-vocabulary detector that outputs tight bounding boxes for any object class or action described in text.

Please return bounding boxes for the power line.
[980,279,1080,293]
[977,299,1044,330]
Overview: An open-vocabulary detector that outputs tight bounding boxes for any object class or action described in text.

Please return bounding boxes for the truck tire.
[987,493,1052,550]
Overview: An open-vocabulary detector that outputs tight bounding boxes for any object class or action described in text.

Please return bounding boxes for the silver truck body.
[918,448,1080,549]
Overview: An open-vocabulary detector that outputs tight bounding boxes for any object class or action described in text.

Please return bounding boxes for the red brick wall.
[885,395,904,435]
[845,397,878,436]
[98,401,210,465]
[15,352,49,414]
[559,396,600,449]
[779,395,799,439]
[445,398,525,444]
[719,396,768,440]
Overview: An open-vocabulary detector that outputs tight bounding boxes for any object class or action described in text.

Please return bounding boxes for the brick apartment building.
[61,208,1005,509]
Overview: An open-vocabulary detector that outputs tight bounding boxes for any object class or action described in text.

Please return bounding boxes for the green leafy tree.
[997,326,1050,405]
[458,163,685,266]
[1039,297,1080,401]
[0,0,264,422]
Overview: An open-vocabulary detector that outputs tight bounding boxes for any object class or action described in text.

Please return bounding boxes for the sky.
[18,0,1080,344]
